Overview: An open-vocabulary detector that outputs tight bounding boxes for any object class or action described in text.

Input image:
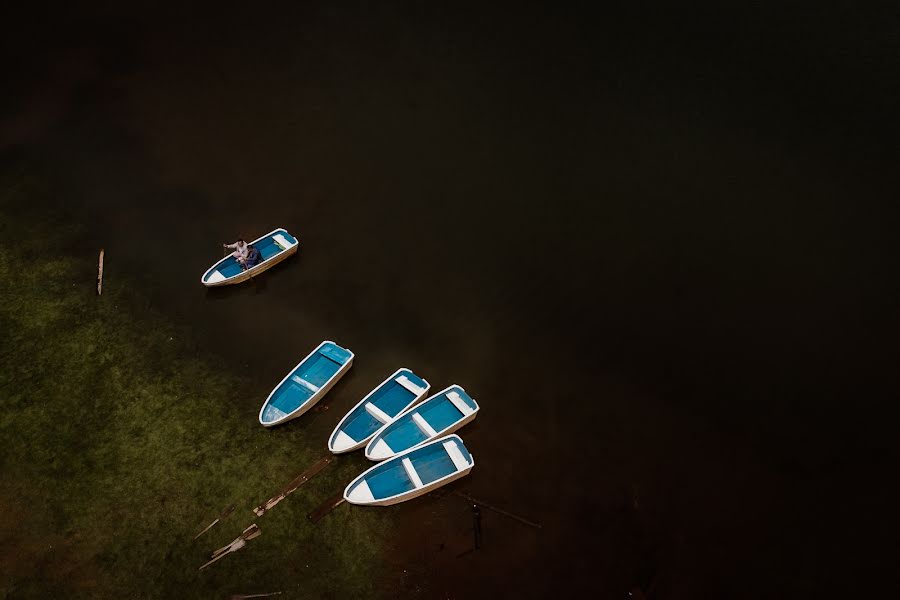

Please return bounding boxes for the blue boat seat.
[273,233,294,249]
[365,402,391,424]
[446,391,474,416]
[291,375,320,393]
[396,375,426,396]
[319,344,352,365]
[402,458,424,488]
[412,412,438,437]
[443,440,470,472]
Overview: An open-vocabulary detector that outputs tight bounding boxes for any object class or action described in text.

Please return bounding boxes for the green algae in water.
[0,173,389,599]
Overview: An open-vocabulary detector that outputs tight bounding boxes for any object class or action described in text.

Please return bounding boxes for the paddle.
[200,524,261,570]
[230,593,282,600]
[193,504,236,540]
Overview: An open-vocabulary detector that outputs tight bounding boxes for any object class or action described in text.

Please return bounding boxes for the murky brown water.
[3,2,896,597]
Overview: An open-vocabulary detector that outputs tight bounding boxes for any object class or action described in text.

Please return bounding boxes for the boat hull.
[201,228,299,287]
[328,368,430,454]
[350,466,473,506]
[345,435,475,506]
[364,385,479,461]
[259,341,354,427]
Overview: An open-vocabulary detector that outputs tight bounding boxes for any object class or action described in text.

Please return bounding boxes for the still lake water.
[3,2,896,597]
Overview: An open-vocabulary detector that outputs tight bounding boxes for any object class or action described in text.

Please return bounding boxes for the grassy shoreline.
[0,171,387,598]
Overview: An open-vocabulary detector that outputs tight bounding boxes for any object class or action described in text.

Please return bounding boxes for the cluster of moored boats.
[201,229,479,507]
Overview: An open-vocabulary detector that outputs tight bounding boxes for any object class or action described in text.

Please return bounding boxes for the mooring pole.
[472,504,482,550]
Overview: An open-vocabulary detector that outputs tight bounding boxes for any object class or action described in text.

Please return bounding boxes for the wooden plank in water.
[307,492,345,524]
[253,455,334,517]
[96,249,104,295]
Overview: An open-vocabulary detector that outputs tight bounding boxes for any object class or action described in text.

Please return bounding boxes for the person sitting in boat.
[243,244,262,269]
[223,238,249,267]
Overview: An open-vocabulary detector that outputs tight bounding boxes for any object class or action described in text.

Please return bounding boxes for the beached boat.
[328,368,430,454]
[201,228,299,287]
[259,341,353,427]
[345,434,474,506]
[364,385,479,461]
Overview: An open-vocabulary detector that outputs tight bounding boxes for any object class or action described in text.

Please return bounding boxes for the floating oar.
[452,492,542,529]
[253,455,334,517]
[230,593,282,600]
[200,524,261,570]
[307,491,346,524]
[193,504,236,540]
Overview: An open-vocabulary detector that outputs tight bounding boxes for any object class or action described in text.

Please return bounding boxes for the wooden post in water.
[97,249,104,295]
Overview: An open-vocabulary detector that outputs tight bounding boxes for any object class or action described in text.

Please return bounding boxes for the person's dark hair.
[237,238,245,243]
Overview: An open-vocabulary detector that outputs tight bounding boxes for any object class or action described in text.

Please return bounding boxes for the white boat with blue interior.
[345,434,474,506]
[328,368,430,454]
[201,228,299,287]
[364,385,478,461]
[258,340,353,427]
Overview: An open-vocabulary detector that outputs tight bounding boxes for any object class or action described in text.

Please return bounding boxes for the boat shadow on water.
[203,256,297,300]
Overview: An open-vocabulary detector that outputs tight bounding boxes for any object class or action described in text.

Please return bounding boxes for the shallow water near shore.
[2,2,897,598]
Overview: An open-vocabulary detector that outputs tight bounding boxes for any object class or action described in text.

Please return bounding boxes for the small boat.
[364,385,479,461]
[259,341,353,427]
[328,368,430,454]
[201,228,299,287]
[344,434,474,506]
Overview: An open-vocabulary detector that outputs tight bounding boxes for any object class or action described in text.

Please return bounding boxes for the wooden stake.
[253,455,334,517]
[97,249,104,295]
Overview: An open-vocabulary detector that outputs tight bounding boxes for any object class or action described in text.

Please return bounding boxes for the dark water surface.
[3,2,897,597]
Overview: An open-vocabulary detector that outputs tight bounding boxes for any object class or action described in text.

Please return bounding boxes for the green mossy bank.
[0,172,387,599]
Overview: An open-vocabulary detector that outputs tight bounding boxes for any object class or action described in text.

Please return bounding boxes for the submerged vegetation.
[0,171,388,598]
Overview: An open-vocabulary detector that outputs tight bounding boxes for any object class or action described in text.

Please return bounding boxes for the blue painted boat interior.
[261,342,350,422]
[336,369,428,444]
[351,437,472,500]
[211,257,244,279]
[203,229,298,282]
[378,386,475,453]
